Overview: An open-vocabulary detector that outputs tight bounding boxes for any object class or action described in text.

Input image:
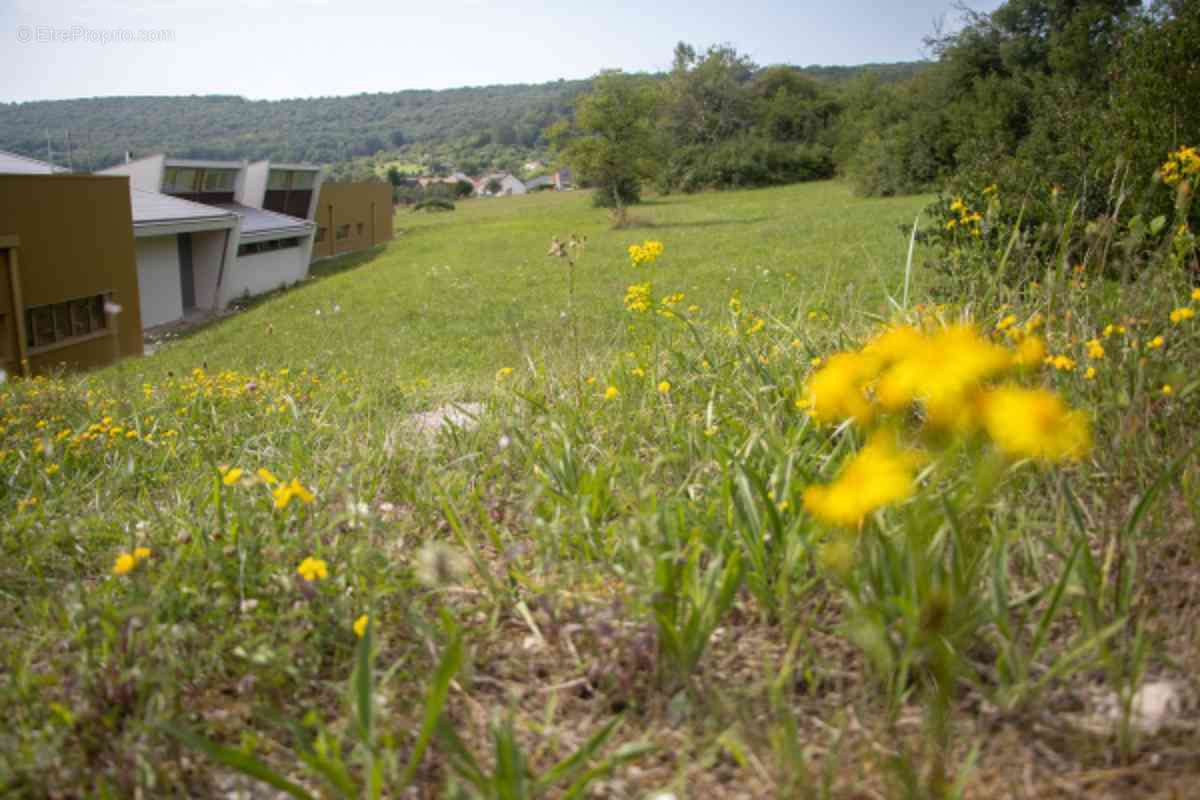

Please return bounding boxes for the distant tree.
[390,129,407,147]
[453,179,475,198]
[484,177,503,195]
[386,165,403,186]
[550,70,661,221]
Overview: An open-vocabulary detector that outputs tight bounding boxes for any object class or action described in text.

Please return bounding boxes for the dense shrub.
[661,137,834,194]
[413,197,455,212]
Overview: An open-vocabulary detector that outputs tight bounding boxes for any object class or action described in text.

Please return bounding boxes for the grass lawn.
[118,182,928,398]
[4,180,1199,798]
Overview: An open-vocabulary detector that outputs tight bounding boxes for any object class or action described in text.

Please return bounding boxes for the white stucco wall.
[99,154,165,192]
[191,228,233,310]
[222,237,313,305]
[135,236,183,329]
[239,161,269,208]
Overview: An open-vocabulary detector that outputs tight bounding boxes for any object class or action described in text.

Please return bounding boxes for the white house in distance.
[476,173,527,197]
[99,154,321,328]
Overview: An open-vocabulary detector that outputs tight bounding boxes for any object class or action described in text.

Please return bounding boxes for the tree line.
[555,0,1198,216]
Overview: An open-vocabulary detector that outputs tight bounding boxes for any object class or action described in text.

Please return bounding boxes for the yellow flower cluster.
[628,240,664,266]
[945,197,984,237]
[112,546,153,576]
[803,432,923,528]
[273,478,316,509]
[800,321,1090,459]
[1170,307,1195,324]
[1160,146,1200,186]
[624,282,653,313]
[296,556,328,582]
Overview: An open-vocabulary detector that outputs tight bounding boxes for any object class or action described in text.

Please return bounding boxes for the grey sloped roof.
[0,149,68,174]
[211,202,313,237]
[130,189,236,226]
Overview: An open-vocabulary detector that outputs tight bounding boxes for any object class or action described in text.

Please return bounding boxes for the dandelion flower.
[221,467,243,486]
[1170,307,1195,324]
[1085,366,1096,380]
[495,367,514,382]
[354,614,369,638]
[803,432,921,528]
[981,386,1091,462]
[1086,339,1105,360]
[296,556,328,582]
[1162,384,1174,396]
[1147,336,1165,350]
[658,381,671,394]
[604,386,619,401]
[133,547,152,561]
[1192,288,1200,302]
[113,553,136,576]
[256,467,279,485]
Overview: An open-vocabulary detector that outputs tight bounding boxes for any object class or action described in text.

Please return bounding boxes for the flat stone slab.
[408,402,484,436]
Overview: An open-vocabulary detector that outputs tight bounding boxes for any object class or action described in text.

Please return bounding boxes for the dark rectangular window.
[25,293,109,350]
[335,224,350,241]
[356,222,364,236]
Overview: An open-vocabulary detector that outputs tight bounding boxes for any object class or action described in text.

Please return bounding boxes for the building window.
[25,294,108,350]
[315,227,327,243]
[356,222,364,236]
[202,169,236,192]
[238,238,301,257]
[335,224,350,241]
[291,171,316,190]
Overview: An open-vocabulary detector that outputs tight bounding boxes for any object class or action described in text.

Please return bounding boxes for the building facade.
[0,173,144,374]
[310,182,393,261]
[99,155,319,323]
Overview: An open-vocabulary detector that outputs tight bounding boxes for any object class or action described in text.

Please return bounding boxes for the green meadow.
[4,180,1199,798]
[121,183,928,394]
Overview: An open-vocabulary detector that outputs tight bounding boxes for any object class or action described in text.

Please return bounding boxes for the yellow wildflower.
[1085,366,1096,380]
[604,386,619,400]
[221,467,244,486]
[1013,335,1046,369]
[995,314,1017,332]
[354,614,369,638]
[1086,339,1105,360]
[1170,307,1195,324]
[296,556,328,582]
[256,467,279,485]
[623,282,653,313]
[981,386,1090,462]
[133,547,152,561]
[803,432,921,528]
[1162,384,1174,396]
[1147,336,1165,350]
[1046,355,1076,371]
[495,367,514,382]
[800,350,880,426]
[657,380,671,394]
[274,478,316,509]
[113,553,136,576]
[1192,288,1200,302]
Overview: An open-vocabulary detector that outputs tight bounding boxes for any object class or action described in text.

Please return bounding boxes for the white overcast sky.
[2,0,1005,103]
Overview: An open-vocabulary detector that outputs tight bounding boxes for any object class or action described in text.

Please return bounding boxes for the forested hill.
[0,62,924,172]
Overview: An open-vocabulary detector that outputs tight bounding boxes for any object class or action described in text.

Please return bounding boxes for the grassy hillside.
[122,182,926,393]
[4,180,1199,797]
